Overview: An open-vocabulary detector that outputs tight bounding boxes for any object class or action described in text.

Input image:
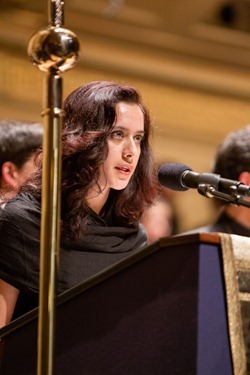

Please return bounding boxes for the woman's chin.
[112,182,129,191]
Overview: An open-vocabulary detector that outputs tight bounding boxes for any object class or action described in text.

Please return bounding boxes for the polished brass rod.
[37,73,63,375]
[26,0,79,372]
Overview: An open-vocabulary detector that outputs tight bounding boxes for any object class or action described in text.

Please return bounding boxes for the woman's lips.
[115,165,132,175]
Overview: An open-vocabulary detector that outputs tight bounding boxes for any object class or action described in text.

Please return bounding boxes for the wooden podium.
[0,233,247,374]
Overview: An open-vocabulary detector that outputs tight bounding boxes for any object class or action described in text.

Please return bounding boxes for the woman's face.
[99,102,145,191]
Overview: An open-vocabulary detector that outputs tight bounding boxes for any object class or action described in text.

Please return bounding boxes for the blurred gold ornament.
[27,26,80,73]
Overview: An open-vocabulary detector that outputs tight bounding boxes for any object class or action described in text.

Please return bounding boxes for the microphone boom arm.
[198,184,250,208]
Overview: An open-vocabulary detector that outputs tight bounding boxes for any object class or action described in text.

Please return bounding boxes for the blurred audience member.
[142,194,177,243]
[190,125,250,236]
[0,120,43,204]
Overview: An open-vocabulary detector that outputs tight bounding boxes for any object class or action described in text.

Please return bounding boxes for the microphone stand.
[27,1,80,374]
[198,184,250,208]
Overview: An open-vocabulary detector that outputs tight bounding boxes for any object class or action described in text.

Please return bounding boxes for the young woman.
[0,81,158,327]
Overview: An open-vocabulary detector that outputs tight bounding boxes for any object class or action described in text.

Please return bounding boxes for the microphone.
[158,163,250,196]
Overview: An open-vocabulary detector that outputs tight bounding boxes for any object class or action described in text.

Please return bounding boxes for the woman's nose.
[123,138,136,160]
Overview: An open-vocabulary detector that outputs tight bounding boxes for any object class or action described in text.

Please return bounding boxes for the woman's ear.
[238,171,250,186]
[1,161,20,188]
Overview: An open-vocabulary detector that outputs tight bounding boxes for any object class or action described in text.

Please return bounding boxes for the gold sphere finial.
[27,26,80,73]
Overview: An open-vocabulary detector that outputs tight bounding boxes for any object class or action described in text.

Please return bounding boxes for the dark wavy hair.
[211,125,250,207]
[212,125,250,179]
[26,81,158,239]
[0,120,43,177]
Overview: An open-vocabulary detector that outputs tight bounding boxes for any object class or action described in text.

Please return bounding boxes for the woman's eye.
[134,134,143,143]
[111,131,123,139]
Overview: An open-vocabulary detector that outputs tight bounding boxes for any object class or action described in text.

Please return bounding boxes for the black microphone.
[158,163,250,196]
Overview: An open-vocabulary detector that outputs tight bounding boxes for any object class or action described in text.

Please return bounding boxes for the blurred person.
[0,81,158,327]
[141,195,177,243]
[190,125,250,236]
[0,120,43,204]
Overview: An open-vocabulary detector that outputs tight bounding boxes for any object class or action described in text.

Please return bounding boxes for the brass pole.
[27,1,79,373]
[37,73,63,374]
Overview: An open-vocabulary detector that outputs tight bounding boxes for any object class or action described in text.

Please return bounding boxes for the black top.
[0,192,147,319]
[187,211,250,237]
[208,212,250,237]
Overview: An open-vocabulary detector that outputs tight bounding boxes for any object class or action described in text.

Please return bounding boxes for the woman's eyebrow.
[113,125,145,134]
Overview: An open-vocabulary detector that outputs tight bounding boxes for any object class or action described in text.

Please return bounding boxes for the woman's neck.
[85,185,110,214]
